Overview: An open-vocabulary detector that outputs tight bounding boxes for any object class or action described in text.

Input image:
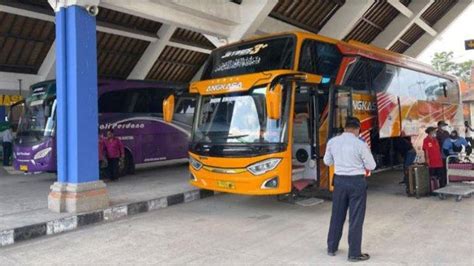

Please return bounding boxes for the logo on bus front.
[206,82,243,92]
[221,43,268,59]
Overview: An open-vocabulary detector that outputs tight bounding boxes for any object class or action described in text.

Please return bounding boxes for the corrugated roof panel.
[421,0,458,26]
[170,28,216,50]
[389,40,409,53]
[270,0,343,33]
[400,23,425,45]
[146,46,208,82]
[345,0,407,43]
[97,32,150,79]
[97,8,162,34]
[0,12,54,74]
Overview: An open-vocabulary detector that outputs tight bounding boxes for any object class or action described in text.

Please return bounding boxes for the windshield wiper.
[212,134,249,140]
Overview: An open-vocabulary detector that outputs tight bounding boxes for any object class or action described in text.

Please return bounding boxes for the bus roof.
[223,31,458,82]
[30,79,188,93]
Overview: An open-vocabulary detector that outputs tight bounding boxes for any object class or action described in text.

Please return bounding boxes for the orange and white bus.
[163,32,462,196]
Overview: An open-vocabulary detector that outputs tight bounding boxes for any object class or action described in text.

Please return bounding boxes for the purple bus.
[13,79,195,174]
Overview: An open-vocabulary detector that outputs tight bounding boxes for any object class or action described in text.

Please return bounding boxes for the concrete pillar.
[48,1,108,213]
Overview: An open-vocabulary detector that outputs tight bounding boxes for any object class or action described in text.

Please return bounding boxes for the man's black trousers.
[327,174,367,258]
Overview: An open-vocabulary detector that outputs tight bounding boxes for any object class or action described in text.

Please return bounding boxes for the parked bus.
[13,79,195,174]
[169,31,461,196]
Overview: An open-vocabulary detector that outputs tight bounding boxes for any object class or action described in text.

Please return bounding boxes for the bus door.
[327,85,353,190]
[329,85,353,137]
[292,85,324,188]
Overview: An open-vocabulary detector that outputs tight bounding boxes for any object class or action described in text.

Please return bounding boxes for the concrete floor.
[1,170,472,265]
[0,163,192,230]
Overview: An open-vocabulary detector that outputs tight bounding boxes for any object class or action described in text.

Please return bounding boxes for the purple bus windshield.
[13,79,194,173]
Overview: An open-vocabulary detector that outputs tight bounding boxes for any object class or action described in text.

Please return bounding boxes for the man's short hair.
[345,117,361,129]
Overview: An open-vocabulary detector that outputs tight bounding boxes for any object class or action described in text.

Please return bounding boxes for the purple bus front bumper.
[13,139,56,173]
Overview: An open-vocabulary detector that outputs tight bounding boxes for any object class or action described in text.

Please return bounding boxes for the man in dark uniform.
[324,117,376,262]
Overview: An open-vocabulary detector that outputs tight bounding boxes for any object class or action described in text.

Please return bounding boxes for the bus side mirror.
[163,94,175,123]
[266,83,283,120]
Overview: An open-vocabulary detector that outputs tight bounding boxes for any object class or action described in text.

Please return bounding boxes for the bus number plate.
[20,165,28,171]
[217,180,235,189]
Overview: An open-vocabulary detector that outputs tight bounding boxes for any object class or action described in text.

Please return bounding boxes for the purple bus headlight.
[34,147,52,160]
[189,157,202,170]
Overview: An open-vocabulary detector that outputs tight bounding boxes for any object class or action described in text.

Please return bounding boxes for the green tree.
[431,51,473,82]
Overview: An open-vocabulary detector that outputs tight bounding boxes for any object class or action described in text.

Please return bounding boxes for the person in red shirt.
[422,127,445,188]
[104,129,124,181]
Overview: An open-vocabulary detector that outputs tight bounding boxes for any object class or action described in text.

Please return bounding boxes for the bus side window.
[417,72,441,101]
[174,97,196,125]
[298,40,342,80]
[343,59,371,93]
[371,63,400,95]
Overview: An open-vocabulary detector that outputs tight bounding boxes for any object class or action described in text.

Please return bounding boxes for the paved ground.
[1,170,472,265]
[0,162,191,230]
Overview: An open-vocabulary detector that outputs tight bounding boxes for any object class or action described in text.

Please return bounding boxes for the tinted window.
[174,96,196,125]
[299,40,342,79]
[99,88,168,114]
[372,63,400,95]
[418,73,441,101]
[440,78,460,104]
[343,59,370,92]
[202,36,295,80]
[398,68,421,99]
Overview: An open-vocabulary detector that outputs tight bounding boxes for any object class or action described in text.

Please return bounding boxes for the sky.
[418,3,474,64]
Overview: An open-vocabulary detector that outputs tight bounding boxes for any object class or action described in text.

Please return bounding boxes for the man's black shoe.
[348,253,370,262]
[327,249,337,256]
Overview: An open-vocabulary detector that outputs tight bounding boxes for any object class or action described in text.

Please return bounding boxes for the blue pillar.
[49,4,108,213]
[56,5,99,184]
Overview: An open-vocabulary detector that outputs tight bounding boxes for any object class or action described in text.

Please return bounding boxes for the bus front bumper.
[189,165,291,196]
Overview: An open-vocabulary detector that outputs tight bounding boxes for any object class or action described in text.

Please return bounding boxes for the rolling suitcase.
[407,165,430,199]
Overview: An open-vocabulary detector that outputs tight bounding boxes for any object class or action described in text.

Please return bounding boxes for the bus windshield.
[17,86,56,142]
[201,36,295,80]
[192,86,290,146]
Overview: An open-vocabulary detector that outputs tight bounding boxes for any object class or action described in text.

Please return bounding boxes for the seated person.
[442,130,471,162]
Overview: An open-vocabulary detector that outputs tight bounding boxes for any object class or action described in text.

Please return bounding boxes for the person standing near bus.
[2,125,13,166]
[436,121,450,149]
[464,121,473,146]
[323,117,376,262]
[104,129,124,181]
[98,130,107,178]
[422,127,444,188]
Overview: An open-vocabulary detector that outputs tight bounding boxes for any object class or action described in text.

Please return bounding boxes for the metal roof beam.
[319,0,375,40]
[371,0,434,49]
[406,1,473,58]
[127,25,177,80]
[387,0,413,17]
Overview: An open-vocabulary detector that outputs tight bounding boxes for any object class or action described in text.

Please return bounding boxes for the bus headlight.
[34,147,52,160]
[189,156,202,170]
[247,158,281,176]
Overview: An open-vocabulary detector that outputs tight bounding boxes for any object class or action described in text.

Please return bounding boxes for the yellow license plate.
[20,165,28,171]
[217,180,235,189]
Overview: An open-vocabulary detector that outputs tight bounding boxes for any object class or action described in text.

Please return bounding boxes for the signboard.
[465,39,474,50]
[0,95,23,106]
